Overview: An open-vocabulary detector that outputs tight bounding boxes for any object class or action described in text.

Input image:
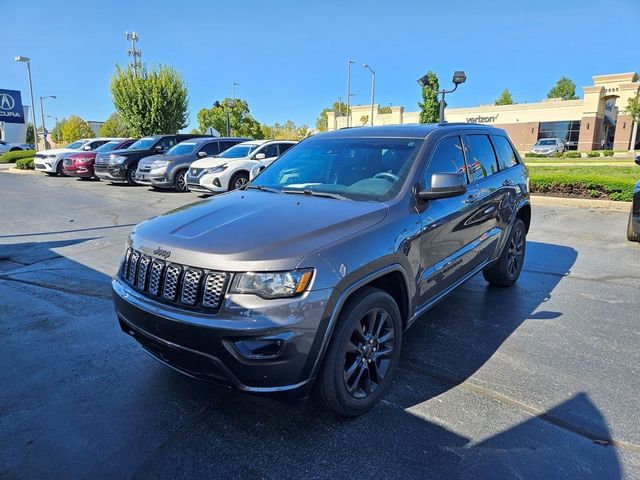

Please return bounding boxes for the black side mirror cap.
[419,172,467,201]
[635,155,640,166]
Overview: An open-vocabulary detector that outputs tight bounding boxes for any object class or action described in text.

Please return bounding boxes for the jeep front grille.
[121,248,228,311]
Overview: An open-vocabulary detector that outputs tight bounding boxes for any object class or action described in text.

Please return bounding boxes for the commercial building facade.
[327,72,640,152]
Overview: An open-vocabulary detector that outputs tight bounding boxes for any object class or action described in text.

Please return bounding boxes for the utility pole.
[346,59,355,127]
[363,64,375,126]
[125,31,142,75]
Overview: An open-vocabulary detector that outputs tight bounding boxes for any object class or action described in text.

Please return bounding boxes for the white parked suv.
[0,140,33,153]
[34,138,113,176]
[530,138,565,156]
[186,139,297,193]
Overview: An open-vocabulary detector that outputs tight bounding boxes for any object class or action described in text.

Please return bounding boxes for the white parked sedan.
[186,139,297,193]
[34,138,114,176]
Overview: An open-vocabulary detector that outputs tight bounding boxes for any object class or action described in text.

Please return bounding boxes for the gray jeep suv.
[113,123,531,416]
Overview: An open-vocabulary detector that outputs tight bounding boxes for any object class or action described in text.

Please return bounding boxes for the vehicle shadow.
[0,238,625,479]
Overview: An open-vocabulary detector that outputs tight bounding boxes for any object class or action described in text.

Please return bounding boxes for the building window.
[538,121,581,150]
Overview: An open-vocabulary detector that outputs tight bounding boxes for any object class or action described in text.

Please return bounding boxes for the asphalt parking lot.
[1,172,640,479]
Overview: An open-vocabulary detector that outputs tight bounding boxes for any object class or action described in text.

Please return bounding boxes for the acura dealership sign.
[0,89,25,124]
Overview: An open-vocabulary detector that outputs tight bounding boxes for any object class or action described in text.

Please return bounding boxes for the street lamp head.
[417,73,430,87]
[213,101,221,108]
[15,56,30,62]
[452,71,467,85]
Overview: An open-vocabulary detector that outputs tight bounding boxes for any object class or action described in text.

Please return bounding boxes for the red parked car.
[63,138,135,179]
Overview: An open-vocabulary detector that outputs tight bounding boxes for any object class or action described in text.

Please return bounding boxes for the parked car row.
[0,139,33,153]
[34,133,299,193]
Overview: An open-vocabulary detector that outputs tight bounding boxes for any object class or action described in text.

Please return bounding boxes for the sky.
[2,0,639,132]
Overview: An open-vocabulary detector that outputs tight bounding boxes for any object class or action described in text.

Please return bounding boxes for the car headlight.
[230,269,314,299]
[109,155,127,164]
[151,161,170,170]
[47,154,57,158]
[205,165,227,175]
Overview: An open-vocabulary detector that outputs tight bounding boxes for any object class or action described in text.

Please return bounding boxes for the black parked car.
[94,134,211,185]
[136,137,249,192]
[628,155,640,242]
[113,123,530,415]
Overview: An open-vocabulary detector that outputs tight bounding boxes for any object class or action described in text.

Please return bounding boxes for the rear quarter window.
[492,135,519,170]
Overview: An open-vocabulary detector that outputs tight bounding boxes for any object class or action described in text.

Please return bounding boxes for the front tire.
[315,287,402,416]
[126,166,139,186]
[229,171,249,191]
[483,218,526,287]
[56,161,67,177]
[173,169,189,192]
[628,212,640,242]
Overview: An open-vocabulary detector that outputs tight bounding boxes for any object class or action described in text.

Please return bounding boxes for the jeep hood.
[130,190,388,271]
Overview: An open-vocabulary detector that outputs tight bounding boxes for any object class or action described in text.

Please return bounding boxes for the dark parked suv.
[112,124,531,415]
[628,155,640,242]
[136,137,249,192]
[94,134,210,185]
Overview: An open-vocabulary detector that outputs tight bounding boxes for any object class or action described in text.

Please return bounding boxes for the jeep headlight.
[110,155,127,164]
[205,165,227,175]
[230,269,313,299]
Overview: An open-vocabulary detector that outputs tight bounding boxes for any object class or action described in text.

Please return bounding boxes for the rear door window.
[278,143,294,155]
[260,143,279,158]
[465,134,499,181]
[201,142,220,156]
[156,136,177,151]
[492,136,519,170]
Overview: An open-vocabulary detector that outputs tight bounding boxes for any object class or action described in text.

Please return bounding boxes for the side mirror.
[635,155,640,166]
[419,172,467,201]
[254,153,266,160]
[197,151,208,158]
[154,145,164,152]
[83,145,92,151]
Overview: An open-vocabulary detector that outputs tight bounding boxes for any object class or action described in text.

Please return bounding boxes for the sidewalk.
[531,195,631,211]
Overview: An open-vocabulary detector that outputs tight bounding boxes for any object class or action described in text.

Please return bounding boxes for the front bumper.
[185,174,225,193]
[112,277,333,397]
[94,164,127,182]
[34,158,57,172]
[136,170,171,188]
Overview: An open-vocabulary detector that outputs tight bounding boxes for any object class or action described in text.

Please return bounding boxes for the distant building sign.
[466,113,499,124]
[0,89,25,124]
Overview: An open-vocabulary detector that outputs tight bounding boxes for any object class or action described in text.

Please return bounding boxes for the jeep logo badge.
[153,247,171,259]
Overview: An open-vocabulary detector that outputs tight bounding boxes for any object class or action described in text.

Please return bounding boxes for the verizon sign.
[466,113,499,124]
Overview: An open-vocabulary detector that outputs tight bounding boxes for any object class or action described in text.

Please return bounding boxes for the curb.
[530,195,631,212]
[0,167,39,175]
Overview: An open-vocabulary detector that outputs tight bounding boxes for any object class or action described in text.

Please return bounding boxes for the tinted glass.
[156,137,177,151]
[538,120,581,150]
[166,142,196,156]
[279,143,294,154]
[252,137,423,202]
[260,144,279,158]
[466,134,499,181]
[424,136,467,187]
[492,136,519,170]
[95,141,121,152]
[219,144,259,158]
[218,141,237,153]
[88,140,107,150]
[201,142,220,155]
[66,140,85,149]
[128,137,157,150]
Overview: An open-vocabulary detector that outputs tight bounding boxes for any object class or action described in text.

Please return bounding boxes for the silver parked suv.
[112,123,531,416]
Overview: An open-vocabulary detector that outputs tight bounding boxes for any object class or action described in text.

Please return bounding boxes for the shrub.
[529,172,636,202]
[525,152,547,158]
[0,149,36,163]
[602,150,614,157]
[15,157,35,170]
[565,151,582,158]
[587,151,600,157]
[553,151,563,158]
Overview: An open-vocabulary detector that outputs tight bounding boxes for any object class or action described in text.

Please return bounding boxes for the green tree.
[60,115,95,142]
[627,93,640,124]
[25,123,35,145]
[547,77,578,100]
[50,119,66,143]
[111,64,189,137]
[495,89,515,105]
[418,71,440,123]
[261,120,310,140]
[197,98,263,139]
[378,106,392,114]
[99,112,131,137]
[315,101,349,132]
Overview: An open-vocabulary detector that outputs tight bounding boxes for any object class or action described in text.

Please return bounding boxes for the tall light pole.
[363,64,375,126]
[346,59,355,127]
[14,56,39,151]
[232,82,239,102]
[39,95,56,147]
[47,115,59,144]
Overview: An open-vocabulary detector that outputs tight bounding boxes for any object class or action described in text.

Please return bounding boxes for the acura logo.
[0,93,15,110]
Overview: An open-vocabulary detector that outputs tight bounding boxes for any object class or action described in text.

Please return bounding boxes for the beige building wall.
[326,72,640,152]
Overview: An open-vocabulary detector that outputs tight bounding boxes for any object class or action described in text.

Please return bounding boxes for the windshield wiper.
[244,184,281,194]
[282,188,349,201]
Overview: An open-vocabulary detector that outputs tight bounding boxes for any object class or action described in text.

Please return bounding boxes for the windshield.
[165,142,197,156]
[66,140,86,149]
[251,137,423,202]
[536,139,557,146]
[128,137,157,150]
[218,144,259,158]
[95,141,123,153]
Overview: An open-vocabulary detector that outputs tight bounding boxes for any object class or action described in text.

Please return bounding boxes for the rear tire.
[173,169,189,192]
[229,171,249,191]
[628,212,640,242]
[314,286,402,416]
[483,218,527,287]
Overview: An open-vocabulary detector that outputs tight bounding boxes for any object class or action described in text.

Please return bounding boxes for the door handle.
[465,194,478,203]
[502,179,514,187]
